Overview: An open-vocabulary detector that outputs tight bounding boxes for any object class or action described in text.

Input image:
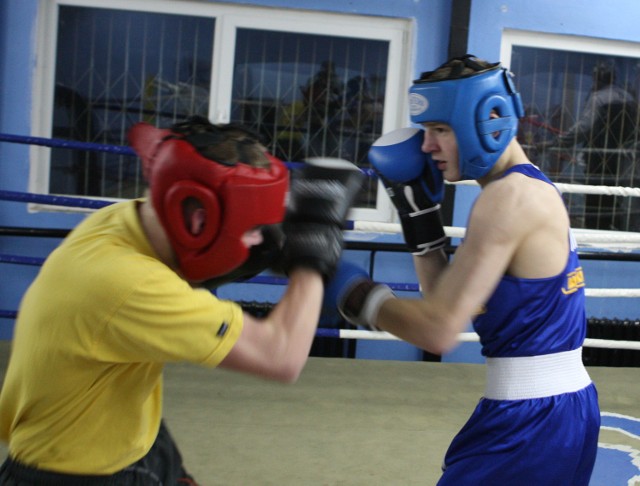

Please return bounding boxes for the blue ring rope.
[0,310,351,342]
[0,308,342,340]
[0,132,375,223]
[0,131,388,326]
[0,254,46,266]
[0,188,360,228]
[0,253,419,291]
[0,190,114,210]
[0,132,136,156]
[0,312,342,341]
[0,132,376,176]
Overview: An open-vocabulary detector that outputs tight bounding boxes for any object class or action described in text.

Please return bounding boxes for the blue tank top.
[472,164,587,358]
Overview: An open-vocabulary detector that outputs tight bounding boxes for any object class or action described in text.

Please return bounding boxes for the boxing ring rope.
[453,178,640,198]
[0,189,112,210]
[351,221,640,250]
[2,132,640,354]
[315,328,640,351]
[3,187,640,249]
[2,250,639,350]
[1,251,639,298]
[2,130,640,246]
[0,132,137,156]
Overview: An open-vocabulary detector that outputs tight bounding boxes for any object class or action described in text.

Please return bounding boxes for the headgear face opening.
[408,59,525,179]
[128,122,289,281]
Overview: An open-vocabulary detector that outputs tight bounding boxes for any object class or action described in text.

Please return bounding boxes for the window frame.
[500,30,640,231]
[501,29,640,66]
[30,0,414,223]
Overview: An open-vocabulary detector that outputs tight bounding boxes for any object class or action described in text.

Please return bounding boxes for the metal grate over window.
[231,29,388,209]
[511,46,640,232]
[51,6,215,199]
[49,6,394,214]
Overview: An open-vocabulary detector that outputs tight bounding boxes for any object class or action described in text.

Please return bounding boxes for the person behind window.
[300,61,346,158]
[301,60,344,127]
[555,60,638,230]
[325,55,600,485]
[0,116,364,485]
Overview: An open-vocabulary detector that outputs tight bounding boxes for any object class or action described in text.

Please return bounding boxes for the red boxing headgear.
[128,122,289,281]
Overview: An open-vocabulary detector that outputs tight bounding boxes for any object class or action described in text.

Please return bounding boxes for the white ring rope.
[354,177,640,250]
[355,177,640,248]
[336,329,640,350]
[451,179,640,198]
[354,178,640,247]
[555,183,640,198]
[348,177,640,353]
[3,136,637,356]
[585,288,640,298]
[351,222,640,250]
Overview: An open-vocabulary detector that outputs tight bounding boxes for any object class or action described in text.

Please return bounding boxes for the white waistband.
[484,348,592,400]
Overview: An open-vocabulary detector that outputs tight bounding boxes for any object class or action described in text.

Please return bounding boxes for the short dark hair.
[416,54,500,83]
[170,116,271,168]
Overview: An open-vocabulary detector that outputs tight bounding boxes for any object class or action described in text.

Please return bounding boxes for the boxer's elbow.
[415,306,463,356]
[266,331,311,384]
[270,358,305,383]
[279,366,304,384]
[422,328,460,356]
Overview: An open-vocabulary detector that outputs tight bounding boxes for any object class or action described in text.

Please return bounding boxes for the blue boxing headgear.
[408,56,525,180]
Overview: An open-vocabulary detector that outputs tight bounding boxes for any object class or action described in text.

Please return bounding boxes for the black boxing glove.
[280,158,365,281]
[200,224,285,289]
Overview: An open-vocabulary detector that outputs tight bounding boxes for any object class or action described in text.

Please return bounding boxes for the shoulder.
[482,167,559,207]
[471,169,563,238]
[474,170,533,216]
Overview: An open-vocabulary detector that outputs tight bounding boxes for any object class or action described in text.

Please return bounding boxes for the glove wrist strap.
[339,280,395,330]
[400,208,447,255]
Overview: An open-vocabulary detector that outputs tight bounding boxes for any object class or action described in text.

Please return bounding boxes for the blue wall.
[1,0,638,357]
[447,0,640,360]
[467,0,640,320]
[0,0,451,341]
[468,0,640,57]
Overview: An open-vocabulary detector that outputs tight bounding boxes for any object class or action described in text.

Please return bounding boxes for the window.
[502,30,640,232]
[32,0,412,222]
[50,6,214,199]
[231,29,389,208]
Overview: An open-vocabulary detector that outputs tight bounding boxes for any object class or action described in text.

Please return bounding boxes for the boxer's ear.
[182,197,206,236]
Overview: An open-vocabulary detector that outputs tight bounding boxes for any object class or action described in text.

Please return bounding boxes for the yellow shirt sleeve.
[92,264,244,368]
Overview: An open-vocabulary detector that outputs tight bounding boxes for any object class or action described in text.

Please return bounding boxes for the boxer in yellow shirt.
[0,116,363,484]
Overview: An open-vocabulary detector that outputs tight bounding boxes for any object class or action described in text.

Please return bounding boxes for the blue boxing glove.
[368,127,447,255]
[323,259,396,330]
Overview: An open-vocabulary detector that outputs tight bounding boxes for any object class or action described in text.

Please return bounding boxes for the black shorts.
[0,421,197,485]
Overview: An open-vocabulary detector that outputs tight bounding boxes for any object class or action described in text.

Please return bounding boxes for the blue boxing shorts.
[438,383,600,486]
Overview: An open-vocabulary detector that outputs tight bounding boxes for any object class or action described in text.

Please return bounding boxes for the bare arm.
[412,248,448,294]
[376,174,568,355]
[219,268,323,383]
[218,156,364,382]
[378,209,515,354]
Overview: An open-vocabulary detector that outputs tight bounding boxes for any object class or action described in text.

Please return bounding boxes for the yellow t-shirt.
[0,200,243,474]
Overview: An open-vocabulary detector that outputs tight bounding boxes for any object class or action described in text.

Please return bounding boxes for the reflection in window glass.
[52,6,214,198]
[232,29,389,208]
[511,46,640,231]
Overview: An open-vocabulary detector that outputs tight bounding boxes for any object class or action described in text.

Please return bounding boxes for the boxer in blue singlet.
[326,55,601,485]
[440,163,600,485]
